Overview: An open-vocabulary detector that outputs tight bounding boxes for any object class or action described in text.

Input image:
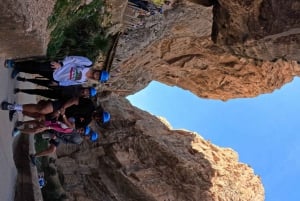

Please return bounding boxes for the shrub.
[47,0,113,61]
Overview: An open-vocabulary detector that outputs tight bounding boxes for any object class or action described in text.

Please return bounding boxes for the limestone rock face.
[56,95,264,201]
[52,1,300,200]
[211,0,300,60]
[4,0,299,200]
[109,2,300,101]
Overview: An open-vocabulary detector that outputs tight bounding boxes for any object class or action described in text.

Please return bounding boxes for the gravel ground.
[0,1,55,200]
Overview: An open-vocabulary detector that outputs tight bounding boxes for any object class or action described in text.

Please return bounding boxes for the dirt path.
[0,59,18,201]
[0,1,55,200]
[0,61,42,201]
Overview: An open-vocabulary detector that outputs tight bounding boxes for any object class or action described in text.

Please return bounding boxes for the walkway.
[0,13,44,201]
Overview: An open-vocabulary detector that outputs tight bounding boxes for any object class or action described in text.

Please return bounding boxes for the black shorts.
[45,100,63,121]
[51,100,63,111]
[49,139,60,147]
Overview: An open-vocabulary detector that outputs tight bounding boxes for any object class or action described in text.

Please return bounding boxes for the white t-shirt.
[52,56,92,86]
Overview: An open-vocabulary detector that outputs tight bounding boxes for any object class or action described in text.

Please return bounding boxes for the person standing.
[5,56,110,85]
[29,128,99,165]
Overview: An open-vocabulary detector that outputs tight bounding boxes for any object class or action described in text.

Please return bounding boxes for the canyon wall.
[3,0,300,200]
[53,0,300,200]
[56,95,264,201]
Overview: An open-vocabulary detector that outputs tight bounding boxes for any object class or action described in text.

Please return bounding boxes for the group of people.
[2,55,111,165]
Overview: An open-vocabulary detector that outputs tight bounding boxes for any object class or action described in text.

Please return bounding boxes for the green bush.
[47,0,113,61]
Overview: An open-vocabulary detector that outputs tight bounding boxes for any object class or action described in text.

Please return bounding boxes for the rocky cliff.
[4,0,300,200]
[52,0,300,200]
[107,0,300,101]
[56,95,263,201]
[211,0,300,61]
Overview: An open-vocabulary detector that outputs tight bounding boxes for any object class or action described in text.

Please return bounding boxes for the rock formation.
[56,95,264,201]
[0,0,55,58]
[4,0,300,200]
[108,1,300,101]
[211,0,300,61]
[51,1,300,200]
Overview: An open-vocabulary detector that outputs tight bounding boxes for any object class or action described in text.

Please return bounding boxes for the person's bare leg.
[17,120,48,134]
[19,126,48,134]
[22,111,45,121]
[16,120,47,134]
[22,102,53,114]
[18,120,40,127]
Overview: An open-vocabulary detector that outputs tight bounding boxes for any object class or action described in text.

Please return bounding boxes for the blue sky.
[127,78,300,201]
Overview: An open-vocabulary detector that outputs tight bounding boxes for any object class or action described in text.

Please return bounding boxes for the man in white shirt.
[5,56,109,85]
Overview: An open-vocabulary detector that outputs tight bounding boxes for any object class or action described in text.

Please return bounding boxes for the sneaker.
[15,121,23,128]
[11,69,19,79]
[4,59,15,68]
[29,154,37,166]
[9,110,17,121]
[16,76,26,82]
[1,101,14,110]
[12,128,21,137]
[14,88,20,94]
